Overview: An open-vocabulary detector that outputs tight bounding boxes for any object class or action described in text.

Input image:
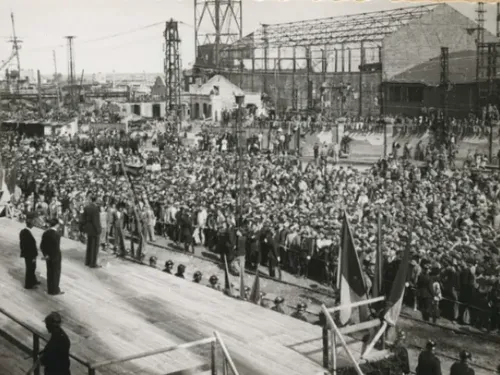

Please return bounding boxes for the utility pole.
[440,47,449,147]
[497,3,500,38]
[37,70,43,116]
[234,95,245,229]
[164,19,182,132]
[65,36,76,111]
[53,50,60,110]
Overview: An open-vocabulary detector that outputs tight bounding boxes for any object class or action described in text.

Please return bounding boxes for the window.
[408,87,424,102]
[388,86,402,102]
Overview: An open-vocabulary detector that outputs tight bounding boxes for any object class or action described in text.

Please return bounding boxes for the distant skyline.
[0,0,497,75]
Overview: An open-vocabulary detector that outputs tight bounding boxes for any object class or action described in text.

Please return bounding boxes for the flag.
[339,212,368,325]
[249,270,261,304]
[383,233,412,326]
[223,255,233,297]
[373,211,383,298]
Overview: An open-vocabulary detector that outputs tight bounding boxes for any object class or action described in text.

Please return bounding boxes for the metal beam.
[224,4,436,50]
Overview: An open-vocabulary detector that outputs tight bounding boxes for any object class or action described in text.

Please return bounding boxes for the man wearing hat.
[416,261,434,322]
[40,219,64,296]
[19,212,41,289]
[271,297,286,314]
[391,330,410,375]
[416,340,441,375]
[450,350,474,375]
[82,192,102,268]
[39,312,71,375]
[291,303,308,322]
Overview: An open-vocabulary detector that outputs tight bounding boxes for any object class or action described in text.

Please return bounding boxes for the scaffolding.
[219,4,438,115]
[194,0,243,68]
[164,19,182,128]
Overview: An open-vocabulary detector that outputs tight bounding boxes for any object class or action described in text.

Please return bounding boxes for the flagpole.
[361,321,387,359]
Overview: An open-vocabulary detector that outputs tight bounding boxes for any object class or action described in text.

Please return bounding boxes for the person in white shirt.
[195,206,208,245]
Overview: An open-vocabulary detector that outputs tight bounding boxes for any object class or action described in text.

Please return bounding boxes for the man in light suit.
[19,212,41,289]
[83,193,102,268]
[40,219,64,296]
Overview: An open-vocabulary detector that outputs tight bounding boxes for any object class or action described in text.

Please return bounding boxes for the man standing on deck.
[40,219,64,296]
[82,193,102,268]
[19,212,41,289]
[39,312,71,375]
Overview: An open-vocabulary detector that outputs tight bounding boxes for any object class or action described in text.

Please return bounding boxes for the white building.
[188,75,262,122]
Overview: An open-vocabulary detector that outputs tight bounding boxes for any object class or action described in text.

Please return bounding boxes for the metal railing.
[0,307,92,375]
[0,306,239,375]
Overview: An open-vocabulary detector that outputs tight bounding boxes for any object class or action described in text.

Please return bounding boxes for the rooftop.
[227,4,439,50]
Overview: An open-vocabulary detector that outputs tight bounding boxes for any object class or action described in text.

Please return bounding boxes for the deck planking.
[0,218,386,375]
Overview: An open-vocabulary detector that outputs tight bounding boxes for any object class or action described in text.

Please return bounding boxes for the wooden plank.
[339,319,381,335]
[0,218,365,375]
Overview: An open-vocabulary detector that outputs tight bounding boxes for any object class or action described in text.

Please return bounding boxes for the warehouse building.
[219,4,495,116]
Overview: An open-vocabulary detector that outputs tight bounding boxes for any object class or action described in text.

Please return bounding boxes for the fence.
[0,307,239,375]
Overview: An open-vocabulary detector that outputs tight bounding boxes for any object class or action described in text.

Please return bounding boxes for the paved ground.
[98,232,500,375]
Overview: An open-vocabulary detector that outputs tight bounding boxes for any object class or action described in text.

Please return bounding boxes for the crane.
[9,12,22,94]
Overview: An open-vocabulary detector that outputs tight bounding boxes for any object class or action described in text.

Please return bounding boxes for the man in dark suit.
[82,193,101,268]
[40,219,64,296]
[39,312,71,375]
[19,212,41,289]
[416,340,442,375]
[262,228,279,278]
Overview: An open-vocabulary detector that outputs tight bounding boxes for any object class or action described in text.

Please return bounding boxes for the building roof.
[193,74,244,96]
[227,4,439,50]
[388,50,477,86]
[153,76,166,87]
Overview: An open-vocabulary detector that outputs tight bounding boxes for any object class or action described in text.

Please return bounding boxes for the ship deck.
[0,218,388,375]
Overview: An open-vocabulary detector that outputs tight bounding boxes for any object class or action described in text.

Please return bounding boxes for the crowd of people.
[2,116,500,334]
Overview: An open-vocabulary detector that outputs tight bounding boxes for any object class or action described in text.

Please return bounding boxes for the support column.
[341,44,345,73]
[348,48,352,72]
[359,41,365,117]
[251,48,255,92]
[263,24,269,96]
[306,47,312,110]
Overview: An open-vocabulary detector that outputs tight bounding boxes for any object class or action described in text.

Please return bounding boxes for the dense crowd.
[1,121,500,333]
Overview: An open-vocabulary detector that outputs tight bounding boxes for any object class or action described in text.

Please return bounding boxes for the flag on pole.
[339,212,367,325]
[249,270,261,304]
[373,211,383,298]
[223,255,234,297]
[383,232,412,326]
[336,241,342,290]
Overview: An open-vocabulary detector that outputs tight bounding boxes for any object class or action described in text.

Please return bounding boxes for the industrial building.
[210,4,495,117]
[381,50,480,118]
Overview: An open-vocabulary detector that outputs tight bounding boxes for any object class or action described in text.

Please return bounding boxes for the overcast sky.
[0,0,495,75]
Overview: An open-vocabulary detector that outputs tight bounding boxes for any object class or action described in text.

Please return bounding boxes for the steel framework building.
[217,4,481,116]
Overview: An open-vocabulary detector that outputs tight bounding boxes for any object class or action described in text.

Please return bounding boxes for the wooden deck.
[0,218,386,375]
